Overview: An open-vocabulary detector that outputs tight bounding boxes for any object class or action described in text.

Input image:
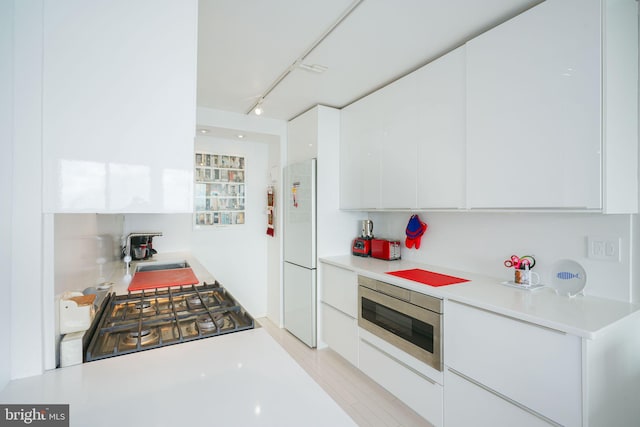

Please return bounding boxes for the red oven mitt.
[405,214,428,249]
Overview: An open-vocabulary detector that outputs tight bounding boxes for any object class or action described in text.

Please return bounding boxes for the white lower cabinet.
[320,263,358,365]
[319,265,640,426]
[321,303,358,366]
[321,263,357,317]
[445,300,582,426]
[444,368,551,427]
[359,331,443,427]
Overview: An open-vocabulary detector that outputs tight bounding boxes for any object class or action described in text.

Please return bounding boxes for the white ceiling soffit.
[197,0,542,121]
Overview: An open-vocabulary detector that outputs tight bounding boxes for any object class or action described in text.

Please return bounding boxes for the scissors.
[504,255,536,269]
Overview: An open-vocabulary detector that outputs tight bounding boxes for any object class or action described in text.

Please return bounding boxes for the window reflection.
[58,160,191,211]
[109,163,151,210]
[163,168,192,211]
[60,159,106,210]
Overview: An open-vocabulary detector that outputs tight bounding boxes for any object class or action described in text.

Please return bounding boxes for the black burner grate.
[85,281,254,362]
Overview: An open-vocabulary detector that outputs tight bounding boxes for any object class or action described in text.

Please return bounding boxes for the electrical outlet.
[587,236,621,261]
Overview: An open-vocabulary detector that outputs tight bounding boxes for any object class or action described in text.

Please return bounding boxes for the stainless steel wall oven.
[358,275,443,371]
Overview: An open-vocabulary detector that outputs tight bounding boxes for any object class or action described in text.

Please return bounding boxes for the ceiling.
[197,0,542,122]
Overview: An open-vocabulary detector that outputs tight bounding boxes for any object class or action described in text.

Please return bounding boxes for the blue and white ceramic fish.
[556,271,582,280]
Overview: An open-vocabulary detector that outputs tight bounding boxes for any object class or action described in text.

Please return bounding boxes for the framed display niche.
[194,152,246,226]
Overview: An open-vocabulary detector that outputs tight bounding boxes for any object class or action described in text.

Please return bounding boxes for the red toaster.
[371,239,401,260]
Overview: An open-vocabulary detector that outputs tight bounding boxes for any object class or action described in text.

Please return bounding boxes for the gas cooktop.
[85,282,254,362]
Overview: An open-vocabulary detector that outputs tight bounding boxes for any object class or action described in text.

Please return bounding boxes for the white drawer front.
[321,302,358,366]
[445,368,553,427]
[321,264,357,317]
[445,300,582,427]
[359,336,443,427]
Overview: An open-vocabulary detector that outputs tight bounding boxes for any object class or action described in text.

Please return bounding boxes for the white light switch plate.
[587,236,621,262]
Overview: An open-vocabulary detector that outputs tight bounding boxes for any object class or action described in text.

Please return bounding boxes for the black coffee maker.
[130,236,154,260]
[123,232,163,261]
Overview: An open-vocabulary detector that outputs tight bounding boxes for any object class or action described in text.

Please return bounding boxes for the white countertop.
[0,327,356,427]
[321,255,640,340]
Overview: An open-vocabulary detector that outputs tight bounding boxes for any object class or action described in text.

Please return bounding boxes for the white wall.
[370,211,635,302]
[196,107,287,324]
[192,137,270,317]
[0,0,14,390]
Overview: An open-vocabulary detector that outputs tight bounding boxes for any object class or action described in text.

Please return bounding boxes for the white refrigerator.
[283,158,317,347]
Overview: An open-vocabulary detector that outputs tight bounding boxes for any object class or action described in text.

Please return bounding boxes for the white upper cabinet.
[42,0,198,213]
[377,72,419,209]
[340,90,383,210]
[342,0,637,212]
[466,0,637,212]
[287,107,319,162]
[340,47,466,210]
[467,0,601,209]
[416,46,466,209]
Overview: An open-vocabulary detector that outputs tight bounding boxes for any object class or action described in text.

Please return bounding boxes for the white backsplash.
[368,211,634,303]
[53,214,124,295]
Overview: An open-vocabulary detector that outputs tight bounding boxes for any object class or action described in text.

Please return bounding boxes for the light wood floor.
[257,318,434,427]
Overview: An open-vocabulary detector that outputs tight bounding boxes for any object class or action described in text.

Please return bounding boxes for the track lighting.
[244,0,363,117]
[254,99,264,116]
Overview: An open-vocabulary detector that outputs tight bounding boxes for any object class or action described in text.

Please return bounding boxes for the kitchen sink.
[135,261,190,272]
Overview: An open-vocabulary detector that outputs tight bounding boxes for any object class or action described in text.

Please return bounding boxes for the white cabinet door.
[415,46,466,209]
[321,303,358,366]
[444,368,552,427]
[321,264,358,365]
[42,0,197,213]
[340,67,419,210]
[445,300,582,427]
[321,264,357,318]
[340,46,463,210]
[359,334,443,426]
[340,92,382,210]
[378,73,419,209]
[466,0,601,209]
[287,107,318,162]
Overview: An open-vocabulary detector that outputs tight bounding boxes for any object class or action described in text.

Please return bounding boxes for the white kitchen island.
[0,327,356,427]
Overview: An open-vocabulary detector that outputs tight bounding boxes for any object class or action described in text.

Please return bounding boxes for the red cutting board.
[386,269,469,287]
[128,268,200,291]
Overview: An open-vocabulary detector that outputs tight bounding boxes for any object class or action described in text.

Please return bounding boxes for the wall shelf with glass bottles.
[194,152,245,226]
